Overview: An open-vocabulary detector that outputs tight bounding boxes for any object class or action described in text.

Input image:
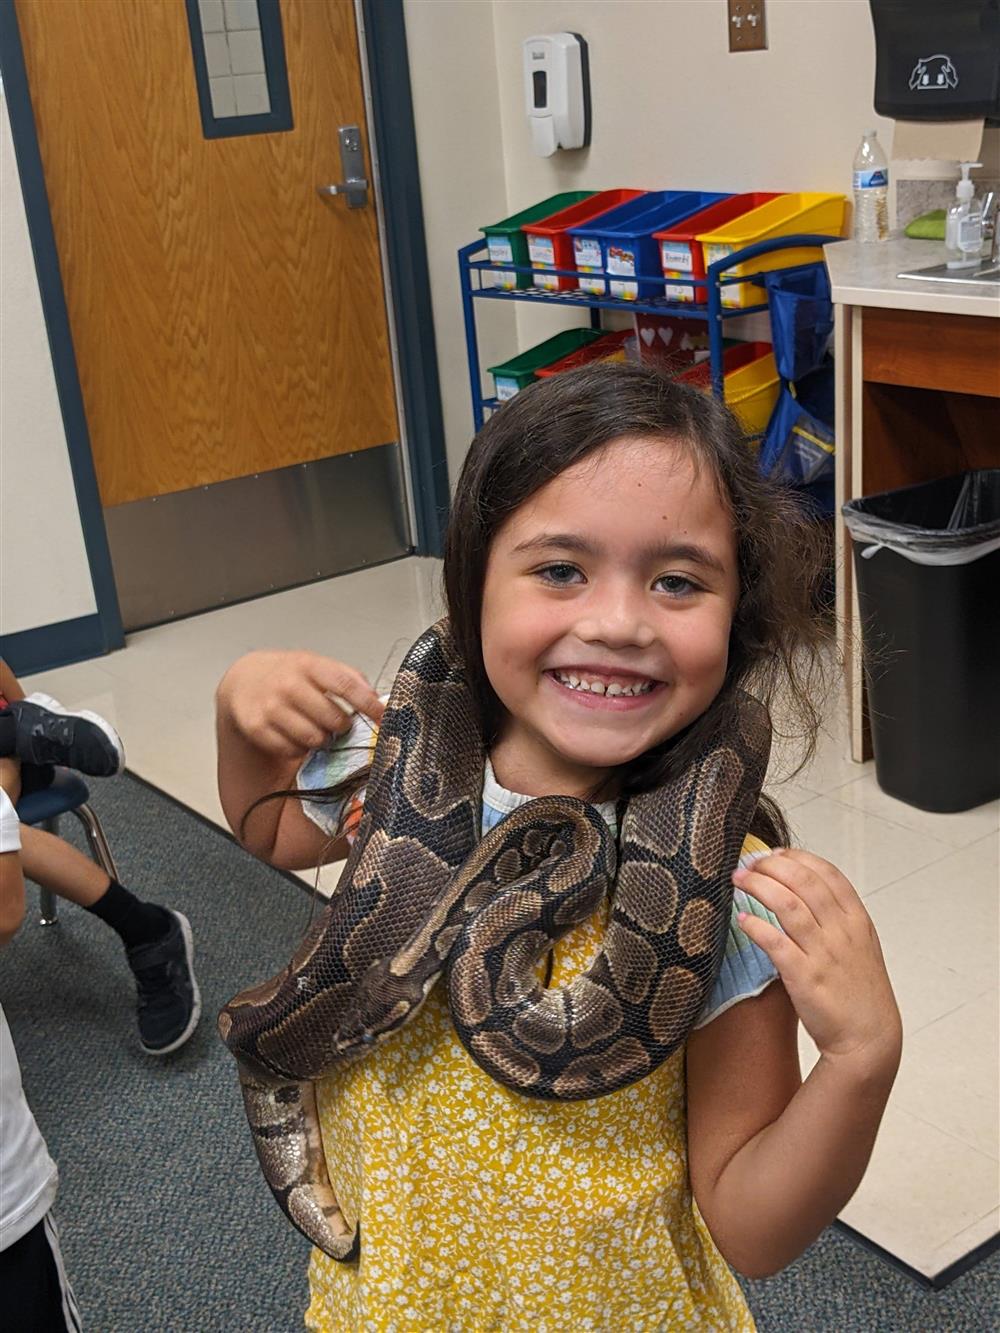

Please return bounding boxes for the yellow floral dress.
[298,724,779,1331]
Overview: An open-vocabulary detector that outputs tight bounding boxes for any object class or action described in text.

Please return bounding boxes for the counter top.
[826,237,1000,318]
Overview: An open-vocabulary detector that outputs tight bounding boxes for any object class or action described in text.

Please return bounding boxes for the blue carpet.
[3,774,997,1330]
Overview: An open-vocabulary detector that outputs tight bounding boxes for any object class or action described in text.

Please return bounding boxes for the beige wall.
[403,0,516,487]
[494,0,888,343]
[1,92,97,638]
[492,0,890,196]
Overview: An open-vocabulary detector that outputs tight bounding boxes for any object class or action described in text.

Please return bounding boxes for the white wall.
[1,91,97,637]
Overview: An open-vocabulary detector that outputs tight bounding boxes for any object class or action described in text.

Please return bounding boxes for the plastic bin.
[523,190,645,291]
[482,192,594,290]
[843,472,1000,812]
[698,193,847,308]
[569,194,662,296]
[534,329,633,377]
[654,192,781,304]
[487,328,603,400]
[570,191,728,299]
[677,341,779,434]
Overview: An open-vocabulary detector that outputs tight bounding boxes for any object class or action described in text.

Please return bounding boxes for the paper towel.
[892,119,985,163]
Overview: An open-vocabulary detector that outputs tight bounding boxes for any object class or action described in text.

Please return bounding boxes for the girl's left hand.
[732,849,902,1072]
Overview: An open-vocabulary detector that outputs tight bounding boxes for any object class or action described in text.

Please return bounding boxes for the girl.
[216,362,901,1331]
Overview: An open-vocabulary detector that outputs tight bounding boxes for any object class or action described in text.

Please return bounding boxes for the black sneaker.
[126,910,201,1055]
[9,693,124,776]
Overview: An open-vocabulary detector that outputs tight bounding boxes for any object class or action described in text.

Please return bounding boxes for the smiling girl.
[216,362,901,1330]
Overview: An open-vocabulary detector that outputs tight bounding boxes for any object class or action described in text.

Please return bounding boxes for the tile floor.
[24,556,999,1281]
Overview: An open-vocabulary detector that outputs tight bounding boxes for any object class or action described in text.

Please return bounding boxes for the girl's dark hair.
[443,359,833,847]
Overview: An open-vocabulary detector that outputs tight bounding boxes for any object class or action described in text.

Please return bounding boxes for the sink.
[897,261,1000,285]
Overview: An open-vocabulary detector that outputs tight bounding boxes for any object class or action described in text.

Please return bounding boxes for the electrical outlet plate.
[728,0,767,53]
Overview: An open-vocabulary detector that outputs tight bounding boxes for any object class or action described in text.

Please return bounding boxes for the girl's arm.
[215,650,383,869]
[686,848,902,1279]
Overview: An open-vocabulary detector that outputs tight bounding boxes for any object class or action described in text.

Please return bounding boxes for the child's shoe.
[125,910,201,1055]
[7,693,125,776]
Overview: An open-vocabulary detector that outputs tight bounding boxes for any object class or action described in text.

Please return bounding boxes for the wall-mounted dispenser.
[522,33,591,157]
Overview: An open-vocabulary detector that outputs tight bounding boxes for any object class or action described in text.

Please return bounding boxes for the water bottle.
[853,130,890,243]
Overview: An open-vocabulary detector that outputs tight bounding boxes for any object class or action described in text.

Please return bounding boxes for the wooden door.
[15,0,408,625]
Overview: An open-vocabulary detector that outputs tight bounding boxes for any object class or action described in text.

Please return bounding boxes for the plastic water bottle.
[853,130,890,243]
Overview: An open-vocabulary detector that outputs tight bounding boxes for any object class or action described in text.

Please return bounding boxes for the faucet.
[983,190,999,263]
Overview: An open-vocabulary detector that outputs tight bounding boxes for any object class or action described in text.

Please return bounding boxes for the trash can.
[843,471,1000,812]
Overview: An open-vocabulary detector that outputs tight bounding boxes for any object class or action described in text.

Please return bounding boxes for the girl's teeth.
[554,671,653,697]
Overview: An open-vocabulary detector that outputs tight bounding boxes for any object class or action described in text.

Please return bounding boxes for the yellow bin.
[698,193,847,309]
[724,351,780,434]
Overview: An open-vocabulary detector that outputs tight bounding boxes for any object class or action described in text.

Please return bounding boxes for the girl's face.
[480,436,739,798]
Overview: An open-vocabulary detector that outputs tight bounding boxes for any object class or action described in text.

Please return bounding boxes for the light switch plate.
[728,0,767,53]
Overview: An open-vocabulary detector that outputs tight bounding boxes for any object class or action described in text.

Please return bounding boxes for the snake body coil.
[219,620,771,1260]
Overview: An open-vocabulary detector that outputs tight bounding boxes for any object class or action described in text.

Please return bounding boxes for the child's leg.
[0,658,26,702]
[1,755,22,804]
[18,824,200,1055]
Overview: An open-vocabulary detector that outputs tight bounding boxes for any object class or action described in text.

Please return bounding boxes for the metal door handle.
[317,125,369,209]
[317,179,369,208]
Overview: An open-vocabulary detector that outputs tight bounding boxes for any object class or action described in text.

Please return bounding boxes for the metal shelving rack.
[459,232,841,431]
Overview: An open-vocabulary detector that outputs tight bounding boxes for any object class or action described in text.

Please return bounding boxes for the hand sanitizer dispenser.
[522,33,591,157]
[945,162,985,269]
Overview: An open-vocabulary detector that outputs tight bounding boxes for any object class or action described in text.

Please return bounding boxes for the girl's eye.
[537,563,583,586]
[655,573,700,597]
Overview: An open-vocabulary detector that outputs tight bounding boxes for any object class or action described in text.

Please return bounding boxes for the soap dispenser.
[945,162,984,269]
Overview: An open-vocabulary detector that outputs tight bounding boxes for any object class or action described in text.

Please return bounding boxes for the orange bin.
[522,190,644,291]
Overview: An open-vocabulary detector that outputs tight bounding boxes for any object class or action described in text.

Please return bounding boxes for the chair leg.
[69,802,120,884]
[38,815,60,926]
[38,888,59,926]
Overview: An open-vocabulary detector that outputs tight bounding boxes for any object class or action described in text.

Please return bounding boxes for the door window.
[186,0,293,137]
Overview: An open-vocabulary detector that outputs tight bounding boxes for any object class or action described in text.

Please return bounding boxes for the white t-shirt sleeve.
[0,789,21,855]
[0,1002,58,1251]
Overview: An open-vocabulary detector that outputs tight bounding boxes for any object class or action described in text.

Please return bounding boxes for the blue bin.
[570,191,729,298]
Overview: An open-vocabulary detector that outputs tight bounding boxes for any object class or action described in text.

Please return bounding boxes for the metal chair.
[15,769,119,925]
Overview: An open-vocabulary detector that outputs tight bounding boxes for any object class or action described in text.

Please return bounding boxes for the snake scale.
[219,619,771,1261]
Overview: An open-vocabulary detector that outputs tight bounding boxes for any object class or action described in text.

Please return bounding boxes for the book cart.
[458,233,843,432]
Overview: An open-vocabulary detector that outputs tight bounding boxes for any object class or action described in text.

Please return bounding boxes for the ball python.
[219,618,771,1261]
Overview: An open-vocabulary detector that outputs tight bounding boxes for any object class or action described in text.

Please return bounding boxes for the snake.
[218,618,771,1261]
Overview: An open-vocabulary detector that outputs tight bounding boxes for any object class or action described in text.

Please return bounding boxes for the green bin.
[488,328,603,401]
[482,193,593,289]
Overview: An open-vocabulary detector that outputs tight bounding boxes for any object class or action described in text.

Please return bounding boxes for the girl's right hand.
[216,651,385,760]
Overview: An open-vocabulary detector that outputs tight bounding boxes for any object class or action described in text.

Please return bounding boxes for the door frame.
[0,0,448,671]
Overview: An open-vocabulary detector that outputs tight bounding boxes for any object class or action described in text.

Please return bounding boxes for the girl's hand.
[732,849,902,1075]
[216,650,384,761]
